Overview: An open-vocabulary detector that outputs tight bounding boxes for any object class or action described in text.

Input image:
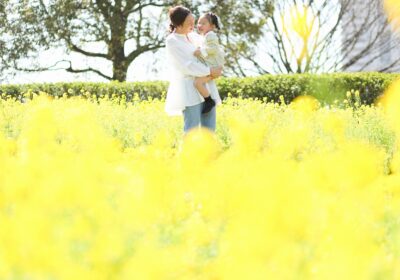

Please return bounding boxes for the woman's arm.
[166,37,210,77]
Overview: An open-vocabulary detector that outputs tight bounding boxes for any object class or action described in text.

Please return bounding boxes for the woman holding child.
[165,6,224,133]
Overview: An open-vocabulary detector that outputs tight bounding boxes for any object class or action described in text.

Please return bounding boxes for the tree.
[241,0,400,74]
[0,0,272,81]
[1,0,273,81]
[2,0,398,82]
[0,0,173,82]
[0,1,8,68]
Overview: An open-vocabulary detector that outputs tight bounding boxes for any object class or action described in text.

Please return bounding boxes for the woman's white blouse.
[165,32,222,116]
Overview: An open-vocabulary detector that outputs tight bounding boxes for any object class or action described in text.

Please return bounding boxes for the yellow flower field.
[0,85,400,279]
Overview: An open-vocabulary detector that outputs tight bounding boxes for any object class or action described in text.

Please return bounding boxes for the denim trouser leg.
[183,103,216,133]
[183,103,202,133]
[201,105,216,131]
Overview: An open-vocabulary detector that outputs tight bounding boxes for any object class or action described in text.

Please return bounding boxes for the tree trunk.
[112,60,128,82]
[110,7,128,82]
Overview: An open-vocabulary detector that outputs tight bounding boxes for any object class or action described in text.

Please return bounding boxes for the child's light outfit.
[199,31,225,67]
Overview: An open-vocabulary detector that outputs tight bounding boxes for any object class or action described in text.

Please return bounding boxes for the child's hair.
[168,6,191,33]
[204,12,221,31]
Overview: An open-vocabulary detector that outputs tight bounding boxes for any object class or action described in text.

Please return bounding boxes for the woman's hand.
[193,48,202,58]
[210,66,223,79]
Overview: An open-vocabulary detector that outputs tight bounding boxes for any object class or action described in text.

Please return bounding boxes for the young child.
[193,12,225,114]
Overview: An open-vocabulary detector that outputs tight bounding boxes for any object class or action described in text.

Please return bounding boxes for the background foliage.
[1,73,398,105]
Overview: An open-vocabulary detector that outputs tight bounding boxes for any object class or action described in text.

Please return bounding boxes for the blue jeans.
[183,102,216,133]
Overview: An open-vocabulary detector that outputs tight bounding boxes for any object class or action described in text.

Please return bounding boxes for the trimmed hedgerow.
[1,72,398,104]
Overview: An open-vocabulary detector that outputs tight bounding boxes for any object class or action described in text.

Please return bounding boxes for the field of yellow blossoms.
[1,80,400,279]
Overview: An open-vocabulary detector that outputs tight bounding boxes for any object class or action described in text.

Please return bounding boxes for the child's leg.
[194,76,213,97]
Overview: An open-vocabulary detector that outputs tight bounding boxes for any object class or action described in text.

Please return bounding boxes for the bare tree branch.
[65,61,112,80]
[126,42,165,64]
[67,41,109,59]
[124,1,169,16]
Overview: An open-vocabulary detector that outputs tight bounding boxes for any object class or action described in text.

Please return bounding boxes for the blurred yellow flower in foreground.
[378,78,400,173]
[384,0,400,32]
[0,92,398,279]
[285,4,315,40]
[378,78,400,133]
[290,95,320,115]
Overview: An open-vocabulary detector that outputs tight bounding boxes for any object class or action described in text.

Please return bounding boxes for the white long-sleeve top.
[165,32,221,116]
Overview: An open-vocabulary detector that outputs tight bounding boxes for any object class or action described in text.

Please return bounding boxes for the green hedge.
[217,72,399,104]
[0,81,169,102]
[1,73,399,104]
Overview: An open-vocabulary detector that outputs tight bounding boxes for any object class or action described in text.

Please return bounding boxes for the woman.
[165,6,223,133]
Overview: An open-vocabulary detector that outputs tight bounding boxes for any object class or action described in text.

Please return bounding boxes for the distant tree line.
[0,0,398,82]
